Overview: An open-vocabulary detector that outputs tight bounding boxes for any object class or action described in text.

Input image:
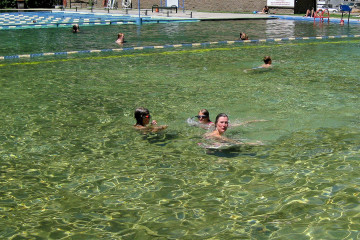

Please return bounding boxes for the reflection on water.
[265,20,296,37]
[0,21,359,239]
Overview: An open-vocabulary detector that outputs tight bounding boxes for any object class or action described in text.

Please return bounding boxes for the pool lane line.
[0,39,359,67]
[0,35,359,64]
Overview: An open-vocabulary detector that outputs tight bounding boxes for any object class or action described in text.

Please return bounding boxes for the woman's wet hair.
[214,113,228,126]
[263,56,272,64]
[134,107,150,126]
[72,24,79,32]
[199,109,210,121]
[239,32,248,40]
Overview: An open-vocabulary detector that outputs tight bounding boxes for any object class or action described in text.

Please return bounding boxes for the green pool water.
[0,19,359,239]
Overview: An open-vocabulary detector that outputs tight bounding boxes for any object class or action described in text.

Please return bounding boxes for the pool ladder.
[314,9,330,23]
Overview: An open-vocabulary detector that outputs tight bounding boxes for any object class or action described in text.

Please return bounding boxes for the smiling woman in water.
[204,113,263,145]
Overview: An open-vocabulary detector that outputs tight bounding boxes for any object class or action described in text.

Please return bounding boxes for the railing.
[314,9,329,23]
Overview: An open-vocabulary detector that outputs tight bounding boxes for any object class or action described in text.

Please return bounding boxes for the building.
[89,0,317,14]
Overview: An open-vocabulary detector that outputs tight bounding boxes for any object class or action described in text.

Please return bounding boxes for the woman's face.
[198,111,209,124]
[143,114,151,125]
[216,116,228,134]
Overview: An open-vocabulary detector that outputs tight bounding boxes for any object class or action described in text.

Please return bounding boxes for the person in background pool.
[244,56,272,73]
[204,113,264,145]
[261,56,272,68]
[116,33,125,45]
[134,107,167,132]
[72,24,80,33]
[239,32,249,40]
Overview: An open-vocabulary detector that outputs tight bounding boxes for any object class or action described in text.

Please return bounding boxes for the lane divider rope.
[1,35,359,60]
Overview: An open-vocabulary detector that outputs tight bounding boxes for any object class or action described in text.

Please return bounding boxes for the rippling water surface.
[0,19,359,239]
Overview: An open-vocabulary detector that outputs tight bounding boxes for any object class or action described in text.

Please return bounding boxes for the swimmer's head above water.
[134,107,168,132]
[72,24,79,33]
[134,107,151,126]
[196,109,212,124]
[214,113,229,135]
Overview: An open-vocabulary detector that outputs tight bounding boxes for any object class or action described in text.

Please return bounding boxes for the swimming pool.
[1,17,360,57]
[0,19,359,239]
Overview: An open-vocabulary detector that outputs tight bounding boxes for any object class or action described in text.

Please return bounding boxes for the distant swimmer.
[116,33,125,45]
[239,32,249,40]
[72,24,80,33]
[261,56,272,68]
[244,55,272,73]
[134,107,167,132]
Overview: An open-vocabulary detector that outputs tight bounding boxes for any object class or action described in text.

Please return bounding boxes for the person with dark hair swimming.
[244,55,273,73]
[134,107,167,132]
[261,56,272,68]
[72,24,80,33]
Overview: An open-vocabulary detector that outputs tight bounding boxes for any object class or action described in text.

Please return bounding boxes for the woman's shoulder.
[134,124,168,132]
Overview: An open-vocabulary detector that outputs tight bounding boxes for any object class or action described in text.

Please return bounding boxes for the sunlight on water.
[0,19,360,239]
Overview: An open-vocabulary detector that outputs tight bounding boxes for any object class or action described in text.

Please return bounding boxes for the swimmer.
[72,24,80,33]
[189,109,266,129]
[204,113,230,141]
[187,109,214,129]
[116,33,125,45]
[134,107,167,132]
[244,55,272,73]
[239,32,249,40]
[261,56,272,68]
[196,109,215,129]
[204,113,263,145]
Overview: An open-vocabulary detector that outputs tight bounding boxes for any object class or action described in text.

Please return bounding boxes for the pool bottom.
[0,27,359,239]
